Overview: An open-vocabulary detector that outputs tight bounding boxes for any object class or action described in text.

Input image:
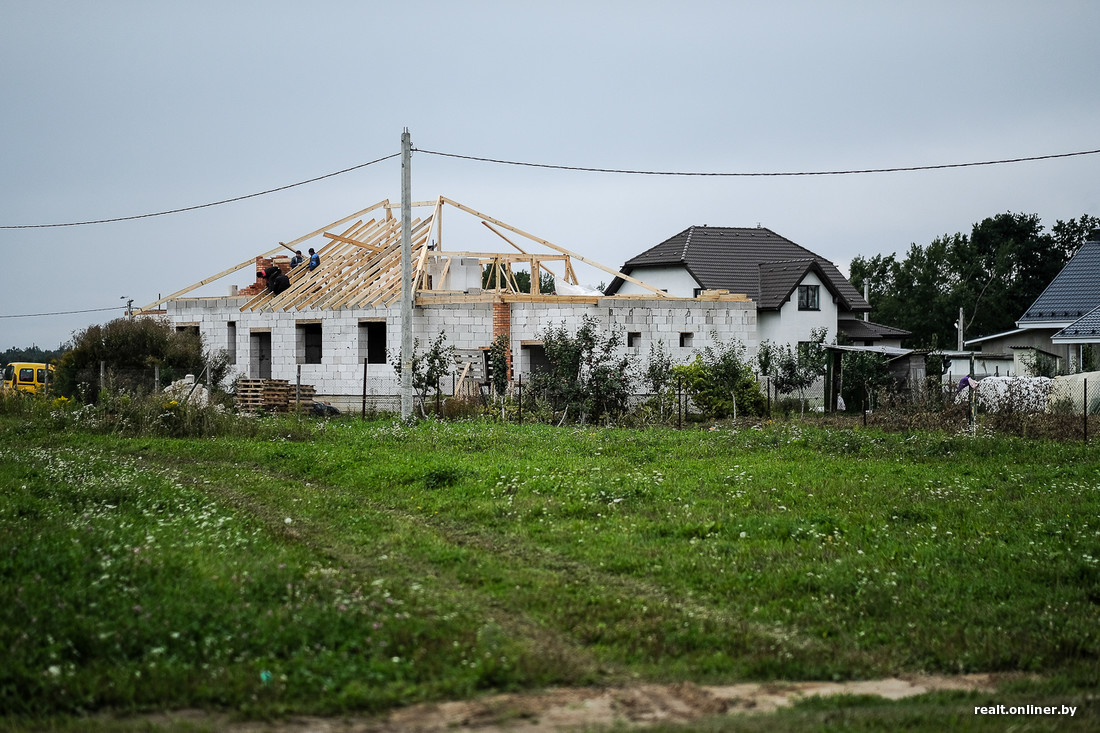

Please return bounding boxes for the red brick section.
[239,256,291,296]
[492,300,511,380]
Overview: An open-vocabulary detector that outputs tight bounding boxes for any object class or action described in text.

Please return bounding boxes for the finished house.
[605,225,907,349]
[966,230,1100,375]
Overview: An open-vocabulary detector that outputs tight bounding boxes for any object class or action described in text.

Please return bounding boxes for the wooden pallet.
[237,378,317,413]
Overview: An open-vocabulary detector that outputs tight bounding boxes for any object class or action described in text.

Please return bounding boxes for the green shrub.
[525,316,634,423]
[672,336,765,418]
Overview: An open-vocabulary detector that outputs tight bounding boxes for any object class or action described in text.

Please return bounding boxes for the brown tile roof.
[606,226,869,312]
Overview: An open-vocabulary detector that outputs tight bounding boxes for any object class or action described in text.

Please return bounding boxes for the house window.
[359,321,387,364]
[627,332,641,348]
[679,332,694,348]
[297,323,322,364]
[227,321,237,363]
[798,285,820,311]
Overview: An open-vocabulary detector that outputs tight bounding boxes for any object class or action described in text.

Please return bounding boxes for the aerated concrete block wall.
[167,296,758,404]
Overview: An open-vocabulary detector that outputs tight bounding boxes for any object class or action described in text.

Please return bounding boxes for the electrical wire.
[412,147,1100,176]
[3,145,1097,230]
[0,152,401,230]
[0,306,124,319]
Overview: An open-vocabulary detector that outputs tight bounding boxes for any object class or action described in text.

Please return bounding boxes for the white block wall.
[167,295,757,404]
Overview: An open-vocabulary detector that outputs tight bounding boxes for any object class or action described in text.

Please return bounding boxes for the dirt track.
[141,674,1003,732]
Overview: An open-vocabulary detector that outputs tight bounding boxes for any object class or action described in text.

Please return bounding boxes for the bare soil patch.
[140,674,1004,732]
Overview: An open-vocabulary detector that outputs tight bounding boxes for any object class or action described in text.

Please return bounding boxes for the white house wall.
[166,295,757,406]
[613,266,701,298]
[757,271,837,346]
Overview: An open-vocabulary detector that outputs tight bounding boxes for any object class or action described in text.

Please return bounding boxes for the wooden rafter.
[163,195,678,315]
[441,196,669,297]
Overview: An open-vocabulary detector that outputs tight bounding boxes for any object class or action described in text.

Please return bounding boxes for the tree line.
[848,212,1099,349]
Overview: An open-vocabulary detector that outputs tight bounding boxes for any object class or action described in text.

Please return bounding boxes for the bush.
[757,328,828,414]
[840,350,893,412]
[526,316,634,423]
[672,336,766,419]
[53,318,231,403]
[391,331,455,418]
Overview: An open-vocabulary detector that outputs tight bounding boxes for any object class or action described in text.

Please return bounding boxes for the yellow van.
[1,362,55,395]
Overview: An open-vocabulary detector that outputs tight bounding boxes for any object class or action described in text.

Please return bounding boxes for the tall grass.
[1,401,1098,725]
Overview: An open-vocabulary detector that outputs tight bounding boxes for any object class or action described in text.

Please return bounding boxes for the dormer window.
[798,284,820,311]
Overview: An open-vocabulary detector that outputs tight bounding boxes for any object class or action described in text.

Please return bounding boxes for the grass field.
[1,407,1098,730]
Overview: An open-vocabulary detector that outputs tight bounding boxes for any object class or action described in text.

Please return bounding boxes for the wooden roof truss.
[143,195,670,315]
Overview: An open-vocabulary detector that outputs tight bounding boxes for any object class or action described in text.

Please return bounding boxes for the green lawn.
[1,412,1097,730]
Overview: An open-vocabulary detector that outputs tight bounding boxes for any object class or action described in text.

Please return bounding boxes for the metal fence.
[51,363,1098,440]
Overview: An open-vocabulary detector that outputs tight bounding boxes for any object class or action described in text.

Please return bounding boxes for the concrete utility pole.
[957,306,965,351]
[400,129,414,420]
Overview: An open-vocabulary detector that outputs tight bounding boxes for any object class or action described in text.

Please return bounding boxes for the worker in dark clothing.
[308,248,320,271]
[258,266,291,295]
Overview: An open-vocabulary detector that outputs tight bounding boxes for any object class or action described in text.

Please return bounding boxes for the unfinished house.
[146,197,758,409]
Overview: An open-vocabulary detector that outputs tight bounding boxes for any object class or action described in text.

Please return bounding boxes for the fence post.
[677,375,682,430]
[296,364,302,423]
[100,360,106,394]
[518,373,523,423]
[361,358,368,420]
[968,354,977,435]
[1085,377,1089,444]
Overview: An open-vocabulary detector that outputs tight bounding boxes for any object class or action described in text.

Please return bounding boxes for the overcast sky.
[2,0,1098,351]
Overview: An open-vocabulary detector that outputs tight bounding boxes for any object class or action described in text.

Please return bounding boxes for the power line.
[413,146,1100,177]
[0,306,124,319]
[3,145,1097,230]
[0,152,401,230]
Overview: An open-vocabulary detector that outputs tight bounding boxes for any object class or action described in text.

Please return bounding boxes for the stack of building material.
[237,378,317,413]
[236,380,267,413]
[291,384,317,412]
[262,380,290,411]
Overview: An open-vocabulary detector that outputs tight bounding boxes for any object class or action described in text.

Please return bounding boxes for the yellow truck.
[1,362,55,395]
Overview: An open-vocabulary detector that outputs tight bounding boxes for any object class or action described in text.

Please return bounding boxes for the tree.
[54,317,230,402]
[848,212,1095,349]
[1,345,66,366]
[643,339,675,417]
[674,336,765,418]
[527,317,633,423]
[840,351,892,412]
[391,331,455,417]
[757,328,828,415]
[482,265,554,294]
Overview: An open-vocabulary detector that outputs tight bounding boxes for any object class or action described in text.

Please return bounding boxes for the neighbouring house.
[603,225,907,349]
[966,230,1100,375]
[146,197,760,409]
